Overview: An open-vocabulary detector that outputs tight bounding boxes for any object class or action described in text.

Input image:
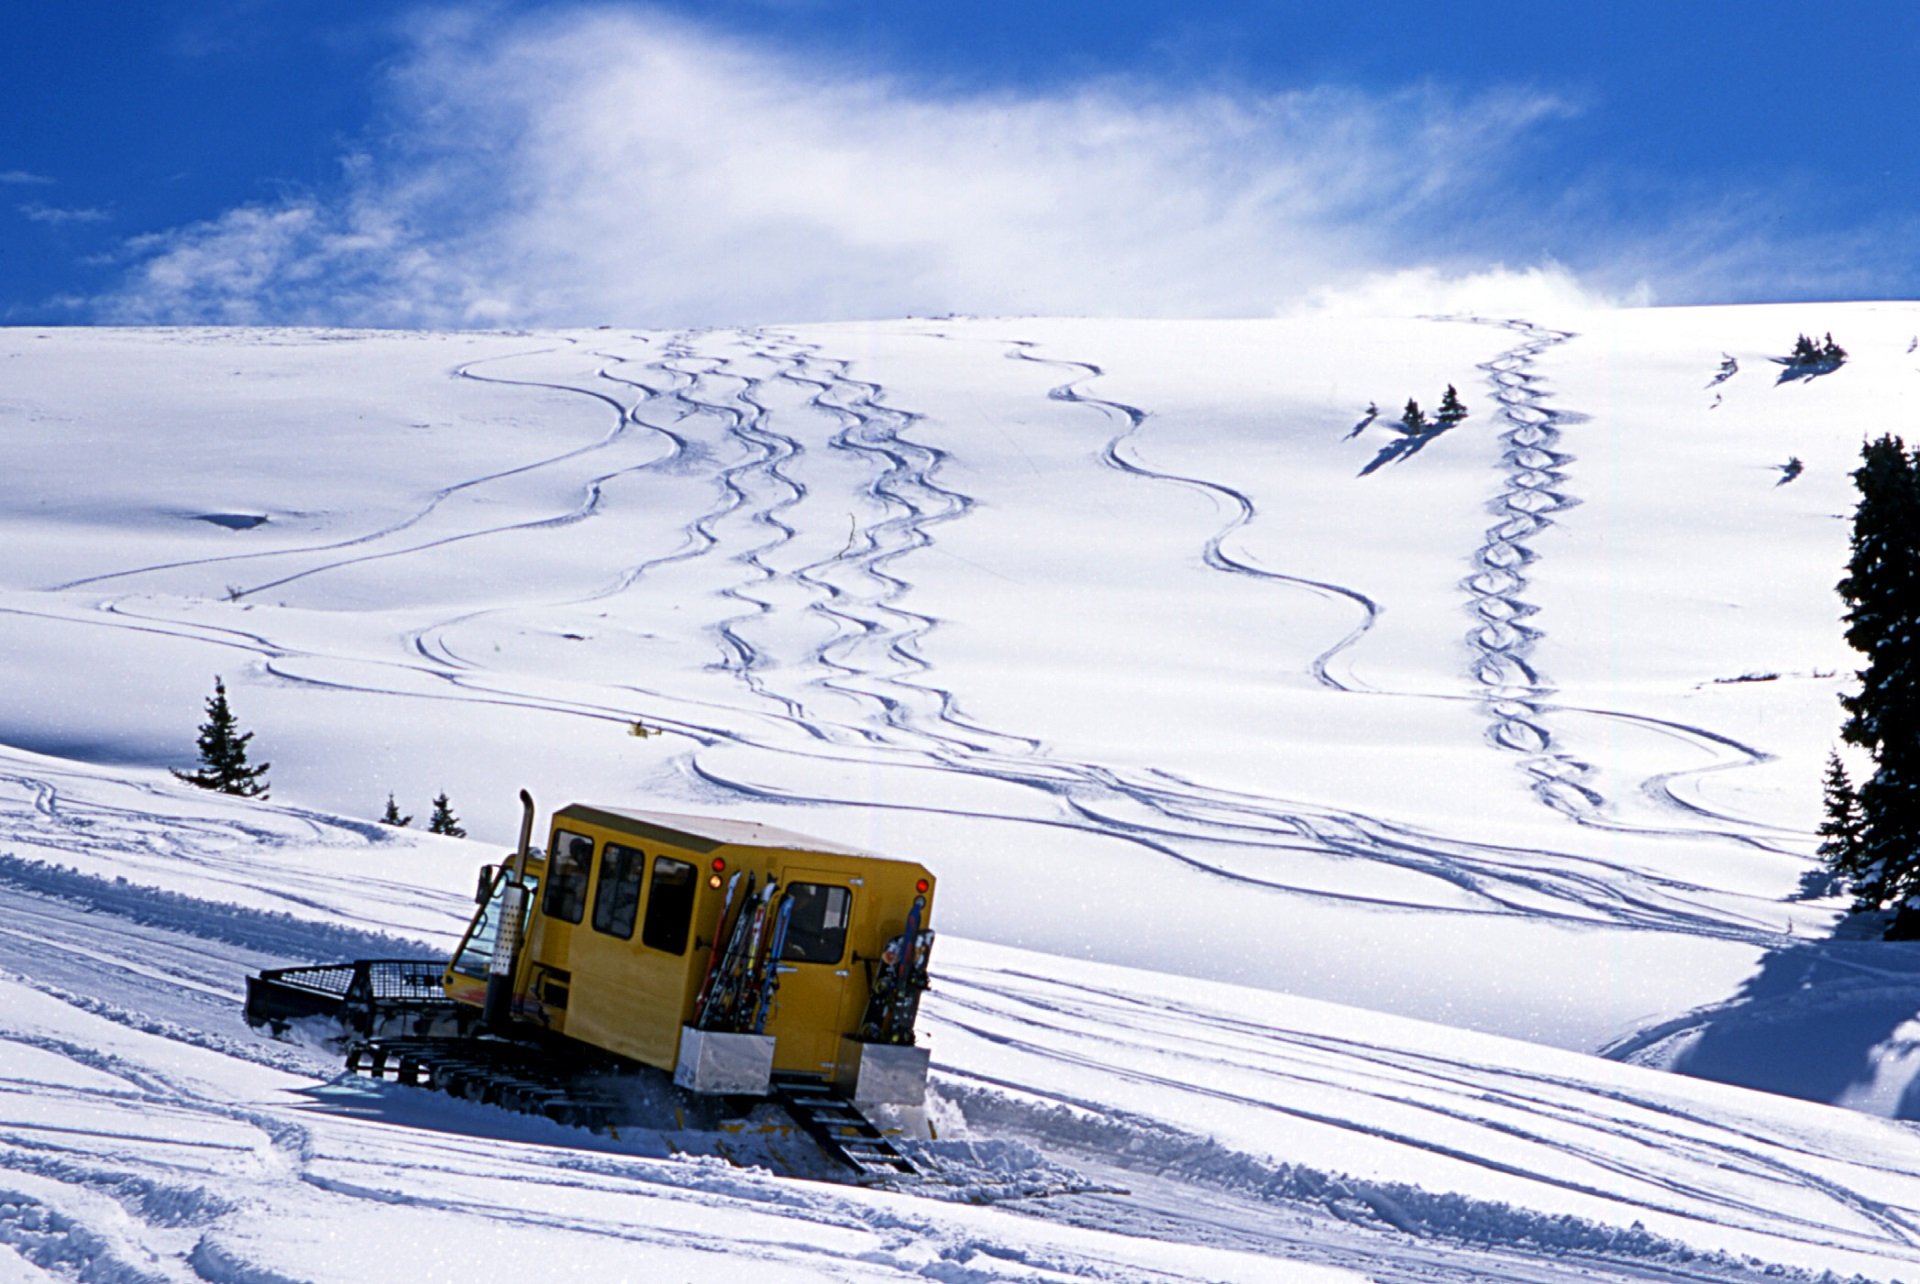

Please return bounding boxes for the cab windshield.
[451,869,540,979]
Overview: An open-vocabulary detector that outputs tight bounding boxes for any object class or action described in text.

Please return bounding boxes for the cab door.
[764,870,861,1077]
[565,842,702,1069]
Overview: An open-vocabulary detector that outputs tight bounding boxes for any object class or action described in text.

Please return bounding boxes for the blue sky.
[5,2,1917,325]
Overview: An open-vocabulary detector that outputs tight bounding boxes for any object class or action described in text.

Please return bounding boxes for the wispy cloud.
[1,170,55,186]
[95,7,1607,326]
[19,203,111,226]
[1291,263,1646,317]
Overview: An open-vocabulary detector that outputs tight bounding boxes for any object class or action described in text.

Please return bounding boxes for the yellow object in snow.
[444,803,935,1094]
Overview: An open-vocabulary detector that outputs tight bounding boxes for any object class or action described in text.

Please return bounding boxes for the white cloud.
[96,7,1589,327]
[1,170,55,186]
[19,203,111,226]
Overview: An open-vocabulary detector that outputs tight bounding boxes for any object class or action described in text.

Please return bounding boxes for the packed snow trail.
[0,856,1909,1282]
[927,951,1920,1279]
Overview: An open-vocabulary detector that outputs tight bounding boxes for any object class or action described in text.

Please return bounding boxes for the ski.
[694,869,746,1019]
[751,890,796,1034]
[859,894,927,1044]
[708,879,777,1032]
[696,872,758,1029]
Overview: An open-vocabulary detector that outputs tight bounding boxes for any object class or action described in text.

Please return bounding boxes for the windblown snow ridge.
[0,855,434,960]
[940,1081,1868,1282]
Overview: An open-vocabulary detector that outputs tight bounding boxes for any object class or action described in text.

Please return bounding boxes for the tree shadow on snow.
[1359,426,1449,476]
[1772,357,1844,385]
[1663,926,1920,1118]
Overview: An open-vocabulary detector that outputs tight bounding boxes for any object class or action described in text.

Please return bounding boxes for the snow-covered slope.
[3,308,1918,1280]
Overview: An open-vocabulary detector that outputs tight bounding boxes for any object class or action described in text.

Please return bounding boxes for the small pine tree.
[1816,751,1868,893]
[1789,333,1846,368]
[172,677,270,798]
[1400,398,1429,435]
[380,793,413,827]
[1436,384,1468,428]
[427,792,466,838]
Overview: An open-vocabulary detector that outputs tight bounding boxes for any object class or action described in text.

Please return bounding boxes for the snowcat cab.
[445,800,936,1103]
[246,792,938,1141]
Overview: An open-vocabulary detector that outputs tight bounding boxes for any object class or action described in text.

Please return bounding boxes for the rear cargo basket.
[246,959,466,1039]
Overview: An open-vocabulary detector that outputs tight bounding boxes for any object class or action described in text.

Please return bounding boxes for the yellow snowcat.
[246,792,937,1180]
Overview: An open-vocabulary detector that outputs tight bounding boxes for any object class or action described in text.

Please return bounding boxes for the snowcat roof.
[553,803,880,859]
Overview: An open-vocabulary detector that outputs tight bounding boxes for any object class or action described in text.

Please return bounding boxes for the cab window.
[779,883,851,964]
[543,830,593,925]
[591,842,645,940]
[639,856,696,955]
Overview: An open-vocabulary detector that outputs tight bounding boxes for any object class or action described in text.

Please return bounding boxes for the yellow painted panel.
[500,804,936,1082]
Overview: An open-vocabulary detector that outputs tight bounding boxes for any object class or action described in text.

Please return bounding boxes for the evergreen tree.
[1400,398,1429,435]
[427,792,466,838]
[1436,384,1468,428]
[380,793,413,827]
[1788,332,1846,369]
[1836,435,1920,922]
[172,677,270,798]
[1815,751,1868,892]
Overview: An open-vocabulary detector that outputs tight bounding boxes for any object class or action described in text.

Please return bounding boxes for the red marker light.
[915,879,930,894]
[712,857,726,873]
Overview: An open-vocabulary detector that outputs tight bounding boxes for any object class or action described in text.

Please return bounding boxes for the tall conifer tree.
[1837,435,1920,925]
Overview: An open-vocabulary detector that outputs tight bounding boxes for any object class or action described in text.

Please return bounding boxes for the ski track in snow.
[768,334,1041,757]
[0,879,1906,1284]
[0,332,1809,947]
[646,328,1776,941]
[929,962,1920,1275]
[52,336,655,599]
[1002,340,1383,693]
[1463,320,1590,799]
[1459,319,1802,854]
[2,324,1910,1281]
